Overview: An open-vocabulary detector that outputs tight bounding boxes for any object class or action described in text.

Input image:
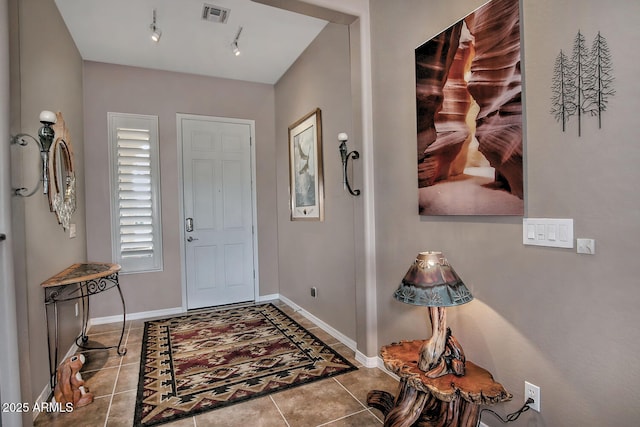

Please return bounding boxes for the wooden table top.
[381,340,512,405]
[41,262,121,288]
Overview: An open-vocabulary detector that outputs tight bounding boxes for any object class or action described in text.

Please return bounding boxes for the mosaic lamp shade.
[393,252,473,377]
[394,251,473,307]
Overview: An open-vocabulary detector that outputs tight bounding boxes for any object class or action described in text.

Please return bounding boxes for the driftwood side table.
[368,340,512,427]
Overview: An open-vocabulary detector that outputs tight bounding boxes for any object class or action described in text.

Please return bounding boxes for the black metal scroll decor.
[85,274,118,295]
[338,135,361,196]
[550,31,615,137]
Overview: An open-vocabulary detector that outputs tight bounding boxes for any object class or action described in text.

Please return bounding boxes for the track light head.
[150,9,161,42]
[232,26,243,56]
[151,26,162,42]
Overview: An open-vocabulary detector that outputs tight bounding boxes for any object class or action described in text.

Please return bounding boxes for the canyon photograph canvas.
[416,0,524,215]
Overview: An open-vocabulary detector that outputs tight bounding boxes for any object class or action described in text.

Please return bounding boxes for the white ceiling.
[54,0,328,84]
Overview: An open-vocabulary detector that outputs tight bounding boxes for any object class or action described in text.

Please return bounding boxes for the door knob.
[0,233,6,241]
[187,236,199,242]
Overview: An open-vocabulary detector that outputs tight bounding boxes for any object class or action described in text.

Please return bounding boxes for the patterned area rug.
[134,303,357,426]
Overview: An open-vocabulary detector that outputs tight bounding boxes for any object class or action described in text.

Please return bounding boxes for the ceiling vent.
[202,4,230,23]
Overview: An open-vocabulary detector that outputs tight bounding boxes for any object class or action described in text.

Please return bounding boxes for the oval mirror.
[49,113,76,230]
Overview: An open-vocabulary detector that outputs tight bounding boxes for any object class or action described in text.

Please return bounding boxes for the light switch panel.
[523,218,573,248]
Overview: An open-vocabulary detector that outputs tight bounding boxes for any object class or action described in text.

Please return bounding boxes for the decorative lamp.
[394,251,473,378]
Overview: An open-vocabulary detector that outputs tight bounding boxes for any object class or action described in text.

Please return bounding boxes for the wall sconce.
[338,132,360,196]
[150,9,162,42]
[10,110,57,197]
[232,26,243,56]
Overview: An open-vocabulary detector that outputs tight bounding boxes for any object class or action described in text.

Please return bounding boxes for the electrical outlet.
[525,381,540,412]
[310,287,317,298]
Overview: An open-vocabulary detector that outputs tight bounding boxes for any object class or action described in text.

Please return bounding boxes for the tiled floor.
[34,300,398,427]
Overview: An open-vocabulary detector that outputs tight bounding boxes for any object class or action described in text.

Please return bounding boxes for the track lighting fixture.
[150,9,162,43]
[232,26,243,56]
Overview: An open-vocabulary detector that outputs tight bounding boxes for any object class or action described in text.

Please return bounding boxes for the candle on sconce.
[39,110,57,124]
[337,131,360,196]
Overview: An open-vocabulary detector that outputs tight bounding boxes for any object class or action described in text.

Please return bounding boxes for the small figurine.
[52,354,94,408]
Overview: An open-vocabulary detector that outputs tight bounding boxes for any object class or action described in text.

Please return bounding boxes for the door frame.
[176,113,259,311]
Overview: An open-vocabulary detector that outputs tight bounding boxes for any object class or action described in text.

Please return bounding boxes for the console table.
[42,262,127,387]
[368,340,512,427]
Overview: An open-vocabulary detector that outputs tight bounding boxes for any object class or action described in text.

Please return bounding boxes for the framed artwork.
[415,0,524,215]
[288,108,324,221]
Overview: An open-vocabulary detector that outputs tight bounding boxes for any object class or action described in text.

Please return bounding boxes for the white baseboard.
[278,295,357,351]
[89,306,184,327]
[90,294,279,326]
[256,293,279,302]
[355,350,378,368]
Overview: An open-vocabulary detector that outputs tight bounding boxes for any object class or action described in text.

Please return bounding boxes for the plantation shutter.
[108,113,163,273]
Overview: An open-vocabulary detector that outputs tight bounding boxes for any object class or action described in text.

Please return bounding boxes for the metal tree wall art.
[551,31,615,136]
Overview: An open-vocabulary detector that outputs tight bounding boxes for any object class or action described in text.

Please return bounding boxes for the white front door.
[179,115,256,309]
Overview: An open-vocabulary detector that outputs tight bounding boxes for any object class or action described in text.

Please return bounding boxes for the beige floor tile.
[125,327,144,345]
[288,313,317,329]
[129,319,148,329]
[334,367,398,406]
[105,391,136,427]
[322,409,382,426]
[194,396,287,427]
[34,395,110,426]
[334,367,399,422]
[88,321,130,335]
[82,365,119,398]
[81,348,123,371]
[156,417,197,427]
[329,343,359,367]
[114,363,140,393]
[308,327,340,346]
[271,379,364,427]
[82,329,127,349]
[121,339,142,364]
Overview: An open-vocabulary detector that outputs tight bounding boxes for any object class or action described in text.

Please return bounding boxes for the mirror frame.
[49,112,76,230]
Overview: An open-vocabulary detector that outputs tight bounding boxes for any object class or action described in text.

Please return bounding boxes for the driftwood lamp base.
[367,340,511,427]
[418,306,467,378]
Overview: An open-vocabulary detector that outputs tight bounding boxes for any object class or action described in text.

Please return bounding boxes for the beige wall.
[1,0,23,423]
[11,1,640,425]
[83,62,279,317]
[274,23,359,340]
[370,0,640,425]
[10,0,86,405]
